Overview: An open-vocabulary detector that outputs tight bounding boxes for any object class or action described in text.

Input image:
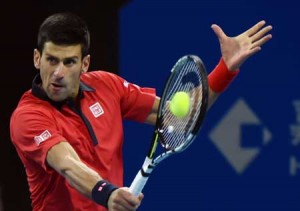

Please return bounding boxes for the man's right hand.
[108,187,144,211]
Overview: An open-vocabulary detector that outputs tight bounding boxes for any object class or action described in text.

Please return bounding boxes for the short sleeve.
[101,72,156,122]
[10,106,65,171]
[121,83,156,122]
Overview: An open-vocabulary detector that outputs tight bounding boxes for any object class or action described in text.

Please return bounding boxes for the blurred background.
[1,0,299,210]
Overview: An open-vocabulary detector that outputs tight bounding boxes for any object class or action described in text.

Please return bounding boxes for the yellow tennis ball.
[169,91,190,118]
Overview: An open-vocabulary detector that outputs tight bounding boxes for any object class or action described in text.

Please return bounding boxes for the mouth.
[50,83,65,92]
[51,82,63,87]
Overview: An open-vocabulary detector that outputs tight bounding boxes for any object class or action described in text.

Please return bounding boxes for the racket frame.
[129,55,209,196]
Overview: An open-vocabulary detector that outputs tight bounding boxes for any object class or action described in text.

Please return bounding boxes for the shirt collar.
[31,73,95,108]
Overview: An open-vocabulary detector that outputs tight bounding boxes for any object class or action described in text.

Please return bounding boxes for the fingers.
[246,46,262,58]
[211,24,226,41]
[245,30,272,58]
[245,20,267,37]
[108,188,143,211]
[246,20,272,47]
[251,24,272,41]
[251,26,273,49]
[121,187,144,207]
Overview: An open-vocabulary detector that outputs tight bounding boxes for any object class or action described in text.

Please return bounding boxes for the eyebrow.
[45,53,79,60]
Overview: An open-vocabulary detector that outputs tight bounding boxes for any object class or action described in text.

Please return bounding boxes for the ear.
[33,49,41,69]
[81,54,90,73]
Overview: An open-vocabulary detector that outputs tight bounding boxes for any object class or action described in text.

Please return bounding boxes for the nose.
[53,63,65,78]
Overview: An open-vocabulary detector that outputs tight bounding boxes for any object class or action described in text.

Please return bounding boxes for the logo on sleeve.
[89,102,104,118]
[34,130,52,146]
[123,80,129,88]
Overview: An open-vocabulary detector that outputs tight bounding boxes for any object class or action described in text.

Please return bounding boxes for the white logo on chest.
[89,102,104,118]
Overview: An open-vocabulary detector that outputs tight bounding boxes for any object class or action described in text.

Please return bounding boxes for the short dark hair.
[37,12,90,57]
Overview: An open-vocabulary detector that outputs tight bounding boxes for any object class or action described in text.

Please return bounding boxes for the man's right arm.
[46,141,101,198]
[46,141,143,210]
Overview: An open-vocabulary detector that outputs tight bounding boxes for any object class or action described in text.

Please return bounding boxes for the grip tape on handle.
[129,157,154,196]
[129,170,149,196]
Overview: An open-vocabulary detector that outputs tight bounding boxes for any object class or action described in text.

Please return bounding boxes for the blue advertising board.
[120,1,300,210]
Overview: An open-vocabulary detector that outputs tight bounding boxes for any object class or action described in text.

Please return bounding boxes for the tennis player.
[9,12,272,211]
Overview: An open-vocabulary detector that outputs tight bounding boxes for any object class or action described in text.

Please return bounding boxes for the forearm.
[207,87,220,109]
[47,142,102,199]
[145,96,160,125]
[207,57,239,109]
[61,156,101,198]
[47,142,119,208]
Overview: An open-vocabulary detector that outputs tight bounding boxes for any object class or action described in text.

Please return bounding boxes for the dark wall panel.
[0,1,129,210]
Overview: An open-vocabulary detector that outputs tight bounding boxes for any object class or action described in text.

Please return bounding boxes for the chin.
[48,94,68,102]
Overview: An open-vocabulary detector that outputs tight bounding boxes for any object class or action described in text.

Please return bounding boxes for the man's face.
[34,42,90,102]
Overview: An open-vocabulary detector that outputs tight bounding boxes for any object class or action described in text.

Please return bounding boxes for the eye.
[63,58,77,66]
[46,56,58,65]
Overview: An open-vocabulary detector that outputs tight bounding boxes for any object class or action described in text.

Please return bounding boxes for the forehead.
[43,42,82,59]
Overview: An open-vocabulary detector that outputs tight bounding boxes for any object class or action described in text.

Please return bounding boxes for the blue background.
[119,0,300,210]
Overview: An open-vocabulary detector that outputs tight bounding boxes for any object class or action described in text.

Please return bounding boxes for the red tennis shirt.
[10,71,156,211]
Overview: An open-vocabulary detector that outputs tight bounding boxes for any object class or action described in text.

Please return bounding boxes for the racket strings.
[160,59,205,150]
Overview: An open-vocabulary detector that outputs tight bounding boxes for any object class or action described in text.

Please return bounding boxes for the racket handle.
[129,170,149,196]
[129,157,153,196]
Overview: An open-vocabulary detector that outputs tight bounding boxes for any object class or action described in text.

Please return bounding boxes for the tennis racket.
[129,55,209,196]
